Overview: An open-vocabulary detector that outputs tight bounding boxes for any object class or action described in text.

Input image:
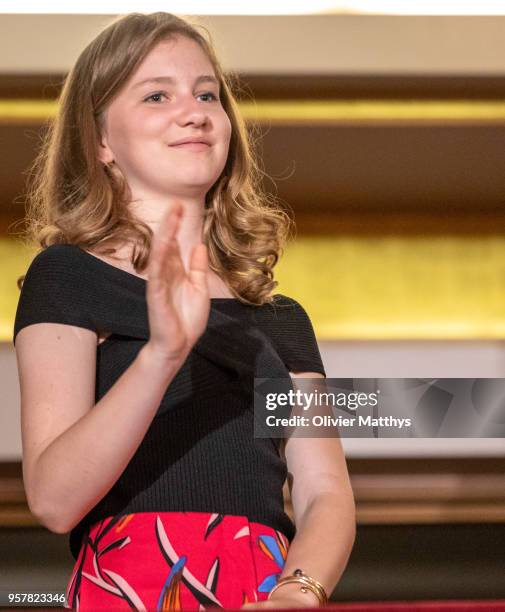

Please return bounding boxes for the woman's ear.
[98,135,114,165]
[96,112,114,165]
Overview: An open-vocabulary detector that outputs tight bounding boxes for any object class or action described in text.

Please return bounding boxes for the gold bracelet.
[267,568,328,606]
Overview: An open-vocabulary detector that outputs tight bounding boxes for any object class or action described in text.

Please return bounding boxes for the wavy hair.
[16,12,294,305]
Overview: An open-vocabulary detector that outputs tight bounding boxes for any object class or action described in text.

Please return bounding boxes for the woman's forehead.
[134,37,215,78]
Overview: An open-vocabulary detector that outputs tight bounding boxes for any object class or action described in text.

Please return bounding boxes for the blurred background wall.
[1,10,505,604]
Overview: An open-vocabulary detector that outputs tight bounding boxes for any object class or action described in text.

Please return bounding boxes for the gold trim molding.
[3,99,505,125]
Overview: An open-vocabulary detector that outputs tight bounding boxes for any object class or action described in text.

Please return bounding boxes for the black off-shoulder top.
[13,244,326,560]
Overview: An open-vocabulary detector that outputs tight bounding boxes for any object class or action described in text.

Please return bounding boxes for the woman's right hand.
[145,201,210,364]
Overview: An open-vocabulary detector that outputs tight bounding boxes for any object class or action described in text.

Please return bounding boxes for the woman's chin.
[161,178,217,196]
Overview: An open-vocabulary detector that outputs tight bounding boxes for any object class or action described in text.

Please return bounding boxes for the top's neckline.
[74,245,243,302]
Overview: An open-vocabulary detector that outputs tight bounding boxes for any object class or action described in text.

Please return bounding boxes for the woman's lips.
[170,142,210,151]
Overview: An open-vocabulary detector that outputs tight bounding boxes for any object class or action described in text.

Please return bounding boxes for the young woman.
[13,12,355,610]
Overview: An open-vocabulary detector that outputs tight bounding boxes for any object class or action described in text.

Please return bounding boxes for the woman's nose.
[175,97,209,127]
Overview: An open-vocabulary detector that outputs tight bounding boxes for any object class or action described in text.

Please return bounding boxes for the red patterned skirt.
[64,511,291,610]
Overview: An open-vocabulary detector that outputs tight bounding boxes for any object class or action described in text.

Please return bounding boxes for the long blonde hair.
[17,12,294,305]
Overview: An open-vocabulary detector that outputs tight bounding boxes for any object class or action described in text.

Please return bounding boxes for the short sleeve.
[13,245,98,345]
[259,295,326,377]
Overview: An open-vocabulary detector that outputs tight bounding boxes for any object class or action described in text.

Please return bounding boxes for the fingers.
[189,242,208,272]
[187,243,209,293]
[148,202,183,282]
[157,202,183,250]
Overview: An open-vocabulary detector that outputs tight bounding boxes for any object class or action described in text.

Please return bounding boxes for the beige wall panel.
[1,15,505,74]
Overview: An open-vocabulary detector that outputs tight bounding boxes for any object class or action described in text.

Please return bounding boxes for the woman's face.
[98,35,232,199]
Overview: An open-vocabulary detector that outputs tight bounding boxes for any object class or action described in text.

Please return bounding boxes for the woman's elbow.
[26,489,72,535]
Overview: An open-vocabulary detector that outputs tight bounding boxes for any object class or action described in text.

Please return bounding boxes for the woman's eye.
[144,92,168,103]
[197,92,218,102]
[143,91,219,104]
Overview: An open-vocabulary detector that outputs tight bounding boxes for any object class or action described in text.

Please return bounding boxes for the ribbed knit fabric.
[13,244,326,561]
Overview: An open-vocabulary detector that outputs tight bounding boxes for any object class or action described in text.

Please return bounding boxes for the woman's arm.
[246,371,356,608]
[17,323,184,534]
[17,203,210,535]
[272,492,355,607]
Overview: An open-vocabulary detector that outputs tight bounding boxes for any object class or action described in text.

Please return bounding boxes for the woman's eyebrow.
[133,75,219,89]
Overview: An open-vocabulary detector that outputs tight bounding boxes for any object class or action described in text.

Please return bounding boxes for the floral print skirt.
[64,511,291,611]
